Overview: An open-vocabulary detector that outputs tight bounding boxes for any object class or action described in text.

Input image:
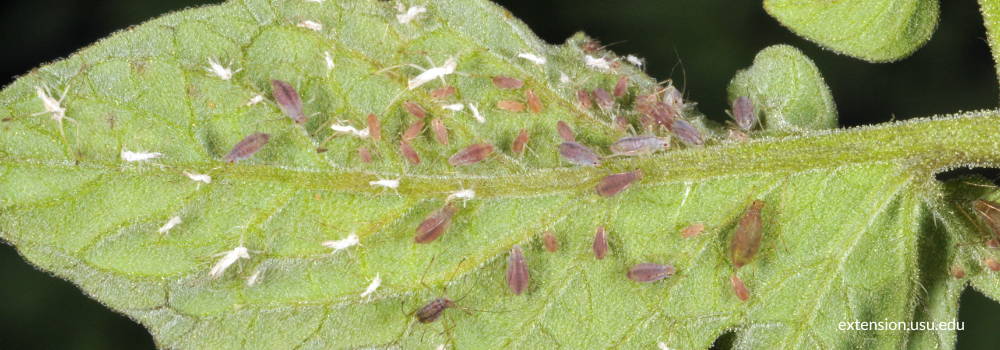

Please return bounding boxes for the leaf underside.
[1,0,999,349]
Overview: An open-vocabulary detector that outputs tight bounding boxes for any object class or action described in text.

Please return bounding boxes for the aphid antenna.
[963,181,999,189]
[668,47,688,95]
[953,202,996,247]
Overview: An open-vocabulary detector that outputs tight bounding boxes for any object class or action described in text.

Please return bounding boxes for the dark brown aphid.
[593,88,614,110]
[627,263,675,283]
[732,96,756,131]
[593,226,608,260]
[609,136,669,156]
[271,80,306,124]
[525,89,542,114]
[430,86,456,99]
[577,90,593,109]
[556,121,576,142]
[581,39,602,53]
[635,93,674,127]
[542,231,559,252]
[415,204,459,243]
[316,147,328,153]
[497,100,525,112]
[670,119,704,146]
[367,113,382,141]
[973,199,1000,236]
[681,223,705,238]
[512,128,529,155]
[730,200,765,269]
[400,141,421,165]
[358,146,372,163]
[596,170,643,197]
[507,245,530,295]
[403,101,427,119]
[416,297,455,323]
[492,76,524,89]
[430,118,449,145]
[614,116,630,131]
[986,258,1000,272]
[559,141,601,166]
[448,143,494,166]
[224,132,270,163]
[402,120,425,141]
[614,76,629,97]
[951,265,966,279]
[730,274,750,301]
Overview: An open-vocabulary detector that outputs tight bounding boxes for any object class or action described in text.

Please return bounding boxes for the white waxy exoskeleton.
[559,72,572,85]
[584,55,611,70]
[324,51,335,71]
[246,94,264,106]
[183,171,212,184]
[304,0,324,3]
[210,245,251,279]
[321,233,360,253]
[446,189,475,205]
[369,178,400,189]
[442,103,464,111]
[360,274,381,297]
[435,345,446,350]
[468,103,485,123]
[298,20,323,31]
[33,85,75,137]
[657,342,673,350]
[407,57,457,90]
[517,52,547,65]
[205,58,238,80]
[626,54,644,68]
[396,4,427,24]
[246,269,263,286]
[330,122,370,138]
[158,216,182,234]
[121,149,163,162]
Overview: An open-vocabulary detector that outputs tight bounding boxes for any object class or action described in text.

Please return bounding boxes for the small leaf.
[764,0,939,62]
[727,45,838,131]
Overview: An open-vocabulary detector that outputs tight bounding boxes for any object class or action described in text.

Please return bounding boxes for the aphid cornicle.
[559,141,601,166]
[367,113,382,141]
[627,263,675,283]
[730,274,750,301]
[400,141,421,165]
[492,76,524,89]
[609,136,668,156]
[430,86,456,99]
[542,231,559,252]
[556,121,576,142]
[404,101,427,119]
[525,90,542,114]
[593,88,614,110]
[614,76,629,97]
[416,297,456,323]
[430,118,449,145]
[670,119,704,146]
[507,245,530,295]
[225,133,270,163]
[497,100,526,112]
[512,129,529,155]
[596,170,642,197]
[402,121,425,141]
[448,143,494,166]
[271,80,306,124]
[730,200,765,269]
[732,96,756,131]
[415,204,459,243]
[973,199,1000,236]
[593,226,609,259]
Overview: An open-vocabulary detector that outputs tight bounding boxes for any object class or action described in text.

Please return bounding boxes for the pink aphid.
[497,100,526,112]
[402,121,425,142]
[400,141,421,165]
[577,90,593,109]
[225,133,270,162]
[613,76,629,97]
[595,170,643,197]
[730,274,750,301]
[542,231,559,252]
[492,76,524,89]
[415,204,459,243]
[525,90,542,114]
[627,263,675,283]
[512,128,529,155]
[593,226,609,259]
[556,121,576,142]
[669,119,704,146]
[593,88,614,110]
[430,118,449,145]
[559,142,600,166]
[609,136,669,156]
[430,86,457,99]
[506,245,530,295]
[367,114,382,141]
[358,147,372,163]
[732,96,756,131]
[448,143,494,166]
[404,101,427,119]
[271,80,306,124]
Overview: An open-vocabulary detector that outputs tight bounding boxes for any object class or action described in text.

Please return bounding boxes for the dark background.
[1,0,999,348]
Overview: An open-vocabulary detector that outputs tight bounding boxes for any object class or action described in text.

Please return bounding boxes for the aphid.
[270,80,306,124]
[183,171,212,184]
[681,223,705,238]
[360,274,381,297]
[662,85,684,112]
[517,52,547,65]
[730,200,765,269]
[525,90,542,114]
[416,297,455,323]
[158,216,182,234]
[396,4,427,24]
[542,231,559,252]
[367,113,382,141]
[297,20,323,31]
[507,245,530,295]
[559,142,601,166]
[728,129,750,142]
[670,119,704,146]
[330,123,370,138]
[446,189,475,204]
[210,245,251,279]
[512,128,529,155]
[358,146,372,163]
[626,54,644,67]
[408,57,457,90]
[492,76,524,89]
[497,100,525,112]
[973,199,1000,236]
[430,86,456,99]
[121,150,163,162]
[206,58,238,80]
[370,178,400,190]
[581,39,602,53]
[468,103,485,123]
[730,274,750,301]
[732,96,756,131]
[400,141,421,165]
[321,233,360,253]
[593,226,609,259]
[403,101,427,119]
[989,238,1000,249]
[584,55,611,70]
[987,258,1000,272]
[613,76,629,97]
[576,90,593,109]
[442,103,465,111]
[556,121,576,142]
[448,143,494,166]
[402,120,425,141]
[627,263,675,283]
[951,266,966,279]
[246,269,263,287]
[595,170,643,197]
[609,136,669,156]
[430,118,449,145]
[635,93,674,127]
[324,51,335,70]
[246,95,264,106]
[614,115,630,131]
[415,204,459,243]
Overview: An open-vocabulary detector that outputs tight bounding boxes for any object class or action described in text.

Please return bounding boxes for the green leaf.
[2,0,999,349]
[764,0,939,62]
[727,45,838,131]
[979,0,1000,97]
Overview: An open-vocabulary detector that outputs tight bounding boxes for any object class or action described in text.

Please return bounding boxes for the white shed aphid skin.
[584,55,611,70]
[559,72,572,85]
[442,103,464,111]
[396,3,427,24]
[407,57,458,90]
[330,122,370,138]
[657,342,673,350]
[158,216,182,234]
[360,273,381,297]
[246,269,263,287]
[517,52,547,65]
[446,189,475,206]
[205,58,239,80]
[210,245,251,279]
[33,85,76,138]
[435,345,446,350]
[183,171,212,184]
[121,149,163,162]
[245,94,264,106]
[369,178,400,189]
[304,0,324,3]
[297,20,323,31]
[626,54,644,68]
[324,51,335,71]
[468,103,485,123]
[321,233,360,253]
